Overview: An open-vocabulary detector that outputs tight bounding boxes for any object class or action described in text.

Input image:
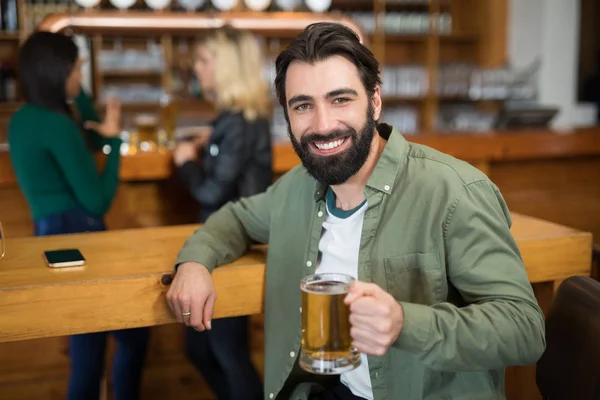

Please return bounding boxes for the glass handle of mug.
[0,221,5,259]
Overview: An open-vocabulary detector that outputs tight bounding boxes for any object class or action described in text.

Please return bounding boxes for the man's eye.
[295,104,310,111]
[333,97,350,104]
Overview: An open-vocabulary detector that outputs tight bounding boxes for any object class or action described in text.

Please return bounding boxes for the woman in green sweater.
[9,31,149,400]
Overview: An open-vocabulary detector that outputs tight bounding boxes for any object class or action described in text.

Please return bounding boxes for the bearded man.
[166,22,545,400]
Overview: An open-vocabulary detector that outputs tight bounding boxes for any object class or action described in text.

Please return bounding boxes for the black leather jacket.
[177,110,273,223]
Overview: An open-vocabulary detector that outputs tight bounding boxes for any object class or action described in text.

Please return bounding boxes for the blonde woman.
[172,26,271,400]
[173,26,273,222]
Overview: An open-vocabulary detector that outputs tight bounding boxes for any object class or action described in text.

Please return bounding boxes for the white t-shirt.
[314,189,373,400]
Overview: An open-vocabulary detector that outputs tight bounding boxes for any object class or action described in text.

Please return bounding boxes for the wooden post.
[161,34,173,91]
[423,0,440,134]
[372,0,386,64]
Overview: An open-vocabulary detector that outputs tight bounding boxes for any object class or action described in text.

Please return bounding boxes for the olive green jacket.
[176,124,546,400]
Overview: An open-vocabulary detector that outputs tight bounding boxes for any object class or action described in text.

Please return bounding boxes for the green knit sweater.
[8,89,122,220]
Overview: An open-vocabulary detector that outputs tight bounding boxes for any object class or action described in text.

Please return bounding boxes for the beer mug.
[133,113,159,152]
[300,273,360,375]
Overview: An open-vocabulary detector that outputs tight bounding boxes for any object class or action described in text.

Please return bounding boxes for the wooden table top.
[0,213,592,342]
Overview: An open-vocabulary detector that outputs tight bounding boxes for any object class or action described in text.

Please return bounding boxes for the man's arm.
[167,170,292,331]
[175,165,294,271]
[394,180,546,371]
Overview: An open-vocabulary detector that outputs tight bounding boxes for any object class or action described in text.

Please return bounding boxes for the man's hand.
[344,280,404,356]
[166,262,217,331]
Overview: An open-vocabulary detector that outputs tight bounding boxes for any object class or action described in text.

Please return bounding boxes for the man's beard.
[288,104,376,186]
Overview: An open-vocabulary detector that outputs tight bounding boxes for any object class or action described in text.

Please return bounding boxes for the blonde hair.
[198,27,273,121]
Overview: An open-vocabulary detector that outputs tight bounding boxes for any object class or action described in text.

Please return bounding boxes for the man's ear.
[371,86,382,121]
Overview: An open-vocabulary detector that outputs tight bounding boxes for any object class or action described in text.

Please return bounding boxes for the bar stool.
[536,275,600,400]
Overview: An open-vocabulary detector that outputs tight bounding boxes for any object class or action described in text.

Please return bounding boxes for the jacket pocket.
[383,253,446,304]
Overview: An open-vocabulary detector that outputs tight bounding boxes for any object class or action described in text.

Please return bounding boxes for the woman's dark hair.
[18,31,79,115]
[274,22,381,108]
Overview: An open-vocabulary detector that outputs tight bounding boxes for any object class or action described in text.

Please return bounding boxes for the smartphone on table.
[43,249,86,268]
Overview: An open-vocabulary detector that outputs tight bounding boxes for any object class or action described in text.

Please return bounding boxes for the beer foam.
[303,280,349,295]
[134,113,158,125]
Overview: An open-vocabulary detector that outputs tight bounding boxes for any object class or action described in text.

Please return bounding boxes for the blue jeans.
[185,317,263,400]
[35,208,150,400]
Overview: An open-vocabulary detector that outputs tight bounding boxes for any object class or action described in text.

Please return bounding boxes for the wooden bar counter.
[0,225,267,343]
[0,213,593,400]
[2,127,600,243]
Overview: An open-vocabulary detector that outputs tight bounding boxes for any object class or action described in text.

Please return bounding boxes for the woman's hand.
[173,141,198,167]
[84,97,122,138]
[193,127,212,148]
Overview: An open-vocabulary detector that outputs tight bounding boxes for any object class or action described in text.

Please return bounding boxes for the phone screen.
[44,249,86,268]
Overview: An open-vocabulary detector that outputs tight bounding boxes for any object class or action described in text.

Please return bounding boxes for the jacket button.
[306,261,312,267]
[384,185,391,191]
[269,393,274,399]
[290,351,295,358]
[317,211,324,218]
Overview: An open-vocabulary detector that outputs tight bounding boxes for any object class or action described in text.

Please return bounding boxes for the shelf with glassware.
[94,52,528,144]
[0,0,21,110]
[92,35,506,146]
[0,0,512,141]
[377,1,537,135]
[86,6,499,138]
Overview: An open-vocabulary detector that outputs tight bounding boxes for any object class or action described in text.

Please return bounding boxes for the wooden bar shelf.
[38,10,367,40]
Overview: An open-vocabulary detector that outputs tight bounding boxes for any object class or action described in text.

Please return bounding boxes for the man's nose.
[312,104,333,135]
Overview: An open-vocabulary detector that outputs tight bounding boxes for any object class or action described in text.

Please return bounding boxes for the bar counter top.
[0,213,592,343]
[1,126,600,185]
[273,126,600,175]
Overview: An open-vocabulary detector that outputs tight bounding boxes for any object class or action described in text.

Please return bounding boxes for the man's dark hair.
[18,31,78,116]
[274,22,381,108]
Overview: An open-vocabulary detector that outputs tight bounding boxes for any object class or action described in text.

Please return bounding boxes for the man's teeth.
[314,138,345,150]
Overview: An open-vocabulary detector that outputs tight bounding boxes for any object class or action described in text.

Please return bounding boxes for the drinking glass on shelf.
[178,0,206,11]
[468,69,483,100]
[382,106,418,134]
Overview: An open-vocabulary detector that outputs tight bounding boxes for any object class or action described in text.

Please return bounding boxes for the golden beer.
[300,273,360,375]
[134,113,159,152]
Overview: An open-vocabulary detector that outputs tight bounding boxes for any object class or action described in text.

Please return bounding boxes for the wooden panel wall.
[491,157,600,245]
